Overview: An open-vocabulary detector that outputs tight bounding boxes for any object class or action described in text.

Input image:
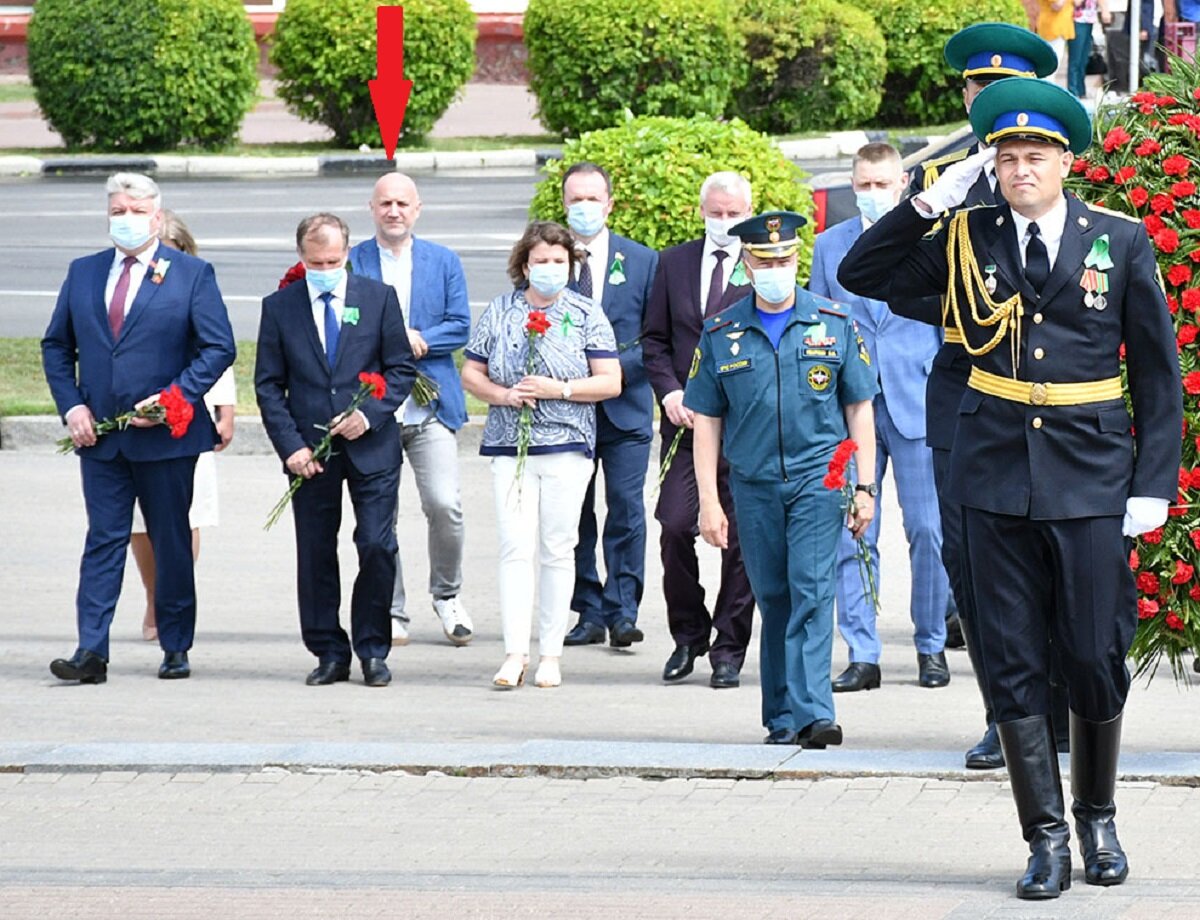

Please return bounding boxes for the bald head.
[370,172,422,251]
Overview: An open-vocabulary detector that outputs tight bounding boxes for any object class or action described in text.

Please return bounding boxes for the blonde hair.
[158,209,197,256]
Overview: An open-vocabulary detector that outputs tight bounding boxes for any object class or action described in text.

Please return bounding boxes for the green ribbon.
[560,311,575,337]
[342,306,360,326]
[729,260,748,286]
[1085,234,1114,271]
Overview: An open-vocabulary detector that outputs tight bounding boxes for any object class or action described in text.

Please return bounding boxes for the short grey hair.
[699,171,752,209]
[105,172,161,209]
[296,212,350,252]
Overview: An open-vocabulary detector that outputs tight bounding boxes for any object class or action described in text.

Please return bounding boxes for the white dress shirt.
[379,241,428,426]
[307,273,350,351]
[1011,194,1068,271]
[699,236,742,315]
[574,227,610,304]
[104,242,159,319]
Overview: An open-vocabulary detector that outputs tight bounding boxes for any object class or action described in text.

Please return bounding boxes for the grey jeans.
[390,420,465,620]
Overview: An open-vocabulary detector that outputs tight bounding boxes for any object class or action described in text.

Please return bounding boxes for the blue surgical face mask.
[750,266,797,304]
[307,266,346,294]
[109,213,154,251]
[566,200,607,238]
[855,189,897,224]
[528,262,569,297]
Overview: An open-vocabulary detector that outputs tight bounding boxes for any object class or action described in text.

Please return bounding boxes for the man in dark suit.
[42,172,236,683]
[558,162,661,650]
[256,213,415,688]
[642,171,755,687]
[839,80,1181,899]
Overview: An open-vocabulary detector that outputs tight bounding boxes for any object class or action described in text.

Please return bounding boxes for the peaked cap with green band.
[968,78,1092,154]
[945,23,1059,81]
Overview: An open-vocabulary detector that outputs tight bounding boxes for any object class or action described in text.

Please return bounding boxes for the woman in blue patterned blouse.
[462,221,621,690]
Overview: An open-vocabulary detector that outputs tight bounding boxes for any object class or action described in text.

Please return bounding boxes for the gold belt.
[968,367,1123,407]
[943,327,964,345]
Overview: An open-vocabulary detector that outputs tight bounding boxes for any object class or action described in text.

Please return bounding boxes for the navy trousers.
[291,450,398,664]
[78,453,197,659]
[572,411,652,628]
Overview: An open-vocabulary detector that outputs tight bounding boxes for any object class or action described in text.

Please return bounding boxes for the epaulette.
[705,315,735,332]
[921,147,971,189]
[1085,202,1141,224]
[817,303,848,319]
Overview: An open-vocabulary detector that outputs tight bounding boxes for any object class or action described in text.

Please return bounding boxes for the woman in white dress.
[130,210,237,641]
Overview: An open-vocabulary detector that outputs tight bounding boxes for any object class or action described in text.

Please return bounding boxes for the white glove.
[1123,496,1170,537]
[914,146,997,217]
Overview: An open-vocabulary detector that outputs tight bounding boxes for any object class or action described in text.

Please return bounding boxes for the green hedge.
[529,116,816,280]
[732,0,886,134]
[860,0,1028,126]
[27,0,257,151]
[271,0,476,147]
[524,0,741,137]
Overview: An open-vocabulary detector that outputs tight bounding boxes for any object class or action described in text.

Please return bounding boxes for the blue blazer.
[809,216,939,441]
[348,237,471,430]
[42,243,236,461]
[591,233,658,434]
[255,273,416,476]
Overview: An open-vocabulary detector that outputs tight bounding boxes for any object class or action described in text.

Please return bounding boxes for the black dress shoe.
[306,660,351,686]
[832,661,881,693]
[797,719,843,749]
[362,658,391,687]
[158,651,190,680]
[945,613,966,649]
[663,642,708,682]
[563,621,606,646]
[764,728,798,744]
[710,661,741,689]
[49,649,107,684]
[918,651,951,688]
[608,618,644,648]
[965,722,1005,769]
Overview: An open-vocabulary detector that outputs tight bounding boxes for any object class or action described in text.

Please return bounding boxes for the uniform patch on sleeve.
[688,347,702,379]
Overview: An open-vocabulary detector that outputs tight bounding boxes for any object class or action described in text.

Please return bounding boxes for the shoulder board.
[705,316,735,332]
[816,300,848,318]
[1084,203,1141,225]
[922,147,971,172]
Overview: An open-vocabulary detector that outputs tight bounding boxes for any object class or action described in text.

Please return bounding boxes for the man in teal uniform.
[684,212,879,746]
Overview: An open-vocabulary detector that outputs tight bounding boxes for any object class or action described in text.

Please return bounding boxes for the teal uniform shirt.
[683,288,879,484]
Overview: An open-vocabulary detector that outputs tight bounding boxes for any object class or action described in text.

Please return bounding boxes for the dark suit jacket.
[42,242,235,461]
[642,238,751,437]
[586,232,658,434]
[255,274,416,476]
[838,194,1182,519]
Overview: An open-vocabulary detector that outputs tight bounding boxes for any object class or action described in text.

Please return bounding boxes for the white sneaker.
[390,615,410,647]
[433,596,472,646]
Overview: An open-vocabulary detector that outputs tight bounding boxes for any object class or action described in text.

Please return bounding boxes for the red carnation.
[1114,166,1137,185]
[1144,214,1166,234]
[1130,548,1140,569]
[1169,264,1195,287]
[1195,88,1200,101]
[526,310,552,336]
[1191,249,1200,263]
[357,372,387,400]
[1184,371,1200,394]
[1165,611,1185,631]
[1173,181,1197,198]
[1144,527,1164,544]
[823,471,846,490]
[1086,166,1111,183]
[279,261,306,290]
[1156,228,1181,253]
[1129,186,1150,207]
[1169,294,1181,314]
[1192,530,1200,551]
[1134,138,1162,157]
[1103,126,1132,152]
[1137,597,1160,619]
[833,439,858,465]
[157,384,195,439]
[1178,324,1198,346]
[1137,571,1161,594]
[1151,193,1177,215]
[1168,113,1191,126]
[1158,95,1179,106]
[1071,158,1090,175]
[1173,560,1196,584]
[1191,583,1200,600]
[1131,91,1157,105]
[1164,154,1192,176]
[1183,289,1200,312]
[1183,210,1200,229]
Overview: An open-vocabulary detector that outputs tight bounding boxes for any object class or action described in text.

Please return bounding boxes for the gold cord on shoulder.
[943,211,1024,375]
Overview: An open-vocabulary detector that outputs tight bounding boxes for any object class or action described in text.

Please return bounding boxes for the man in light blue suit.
[349,173,473,647]
[808,143,951,691]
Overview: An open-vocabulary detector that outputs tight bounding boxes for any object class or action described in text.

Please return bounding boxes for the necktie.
[1025,222,1050,294]
[321,292,339,368]
[577,249,593,300]
[704,250,728,318]
[108,255,137,339]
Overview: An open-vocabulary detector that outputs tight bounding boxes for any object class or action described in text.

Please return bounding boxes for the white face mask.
[109,213,154,251]
[750,265,797,304]
[855,189,897,223]
[705,216,742,247]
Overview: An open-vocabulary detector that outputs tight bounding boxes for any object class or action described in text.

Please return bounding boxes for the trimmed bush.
[271,0,476,148]
[529,116,816,280]
[732,0,885,134]
[27,0,257,151]
[860,0,1028,126]
[524,0,741,137]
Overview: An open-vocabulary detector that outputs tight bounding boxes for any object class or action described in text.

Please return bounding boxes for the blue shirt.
[757,307,793,350]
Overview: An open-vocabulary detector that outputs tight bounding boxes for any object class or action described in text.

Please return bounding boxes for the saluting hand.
[916,146,997,216]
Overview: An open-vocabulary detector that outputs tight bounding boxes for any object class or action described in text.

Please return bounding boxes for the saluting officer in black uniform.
[839,79,1182,900]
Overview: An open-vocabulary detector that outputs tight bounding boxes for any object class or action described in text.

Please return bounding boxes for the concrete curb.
[1,740,1197,784]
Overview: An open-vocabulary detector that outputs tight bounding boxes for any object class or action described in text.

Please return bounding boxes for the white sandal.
[492,655,527,689]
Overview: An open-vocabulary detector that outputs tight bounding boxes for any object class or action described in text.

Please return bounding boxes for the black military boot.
[1070,711,1129,886]
[958,609,1003,769]
[997,715,1072,900]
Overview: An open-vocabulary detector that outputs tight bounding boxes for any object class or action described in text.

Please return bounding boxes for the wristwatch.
[854,482,878,497]
[561,382,573,400]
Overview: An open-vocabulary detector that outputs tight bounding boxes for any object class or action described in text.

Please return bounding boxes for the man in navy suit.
[256,213,415,688]
[558,162,660,650]
[642,171,756,688]
[809,143,952,692]
[42,172,236,683]
[349,173,473,648]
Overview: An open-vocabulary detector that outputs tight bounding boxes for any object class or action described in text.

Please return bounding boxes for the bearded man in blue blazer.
[558,162,660,650]
[256,213,415,688]
[42,172,236,684]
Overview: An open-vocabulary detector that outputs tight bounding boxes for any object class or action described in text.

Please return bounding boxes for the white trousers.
[490,452,592,657]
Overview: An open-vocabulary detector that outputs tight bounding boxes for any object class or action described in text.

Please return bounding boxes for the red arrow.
[368,6,413,160]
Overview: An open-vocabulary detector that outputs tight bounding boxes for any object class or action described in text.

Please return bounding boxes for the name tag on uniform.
[717,357,753,375]
[803,347,839,359]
